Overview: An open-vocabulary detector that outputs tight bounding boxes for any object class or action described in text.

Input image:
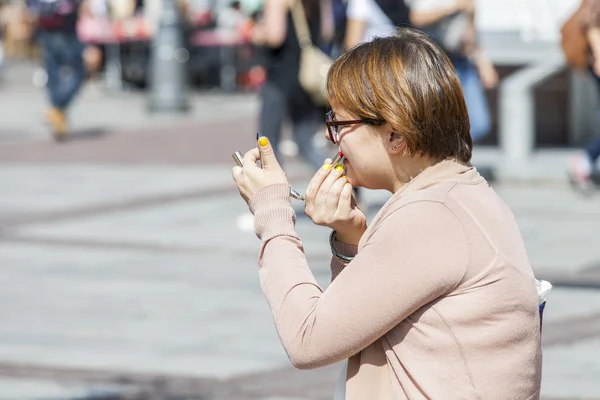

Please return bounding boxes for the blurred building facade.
[476,0,596,150]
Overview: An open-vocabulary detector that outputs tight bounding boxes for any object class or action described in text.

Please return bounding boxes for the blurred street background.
[2,0,600,399]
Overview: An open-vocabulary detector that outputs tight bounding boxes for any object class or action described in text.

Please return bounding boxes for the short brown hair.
[325,28,472,163]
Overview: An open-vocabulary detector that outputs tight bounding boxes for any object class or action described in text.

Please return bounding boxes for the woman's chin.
[345,173,359,187]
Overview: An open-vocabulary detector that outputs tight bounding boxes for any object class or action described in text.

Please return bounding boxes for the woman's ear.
[388,132,405,155]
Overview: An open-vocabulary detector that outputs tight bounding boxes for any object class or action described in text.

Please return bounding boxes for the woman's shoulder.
[381,180,464,216]
[370,185,464,234]
[372,177,498,231]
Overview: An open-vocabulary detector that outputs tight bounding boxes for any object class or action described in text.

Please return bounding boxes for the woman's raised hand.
[304,160,367,245]
[232,137,288,204]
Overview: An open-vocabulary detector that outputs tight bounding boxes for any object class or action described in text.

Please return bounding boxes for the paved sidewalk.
[1,164,600,399]
[0,61,259,146]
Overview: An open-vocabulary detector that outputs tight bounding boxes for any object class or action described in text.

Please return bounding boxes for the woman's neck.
[390,155,440,193]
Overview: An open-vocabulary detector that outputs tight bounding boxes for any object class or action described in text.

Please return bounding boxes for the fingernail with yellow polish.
[323,163,331,171]
[259,137,269,147]
[335,164,344,173]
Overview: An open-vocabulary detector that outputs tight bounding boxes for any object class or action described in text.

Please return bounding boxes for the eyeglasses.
[325,110,385,144]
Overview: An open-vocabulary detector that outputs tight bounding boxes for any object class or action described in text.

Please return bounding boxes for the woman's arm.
[320,0,335,44]
[462,5,498,89]
[250,190,468,369]
[343,0,367,49]
[329,235,358,281]
[588,27,600,75]
[252,0,288,48]
[344,18,366,50]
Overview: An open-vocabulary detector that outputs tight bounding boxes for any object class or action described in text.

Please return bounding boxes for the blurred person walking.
[565,0,600,192]
[251,0,334,169]
[408,0,498,143]
[27,0,86,140]
[233,0,335,231]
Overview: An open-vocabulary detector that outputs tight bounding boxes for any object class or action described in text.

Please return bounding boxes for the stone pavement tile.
[471,148,580,183]
[542,288,600,323]
[0,243,295,379]
[491,184,600,274]
[541,337,600,399]
[0,114,258,164]
[0,377,133,400]
[212,364,341,400]
[0,166,233,222]
[5,192,335,269]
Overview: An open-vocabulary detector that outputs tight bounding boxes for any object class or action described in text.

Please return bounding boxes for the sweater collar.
[390,158,484,199]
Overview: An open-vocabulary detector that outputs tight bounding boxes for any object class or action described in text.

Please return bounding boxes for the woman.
[568,0,600,192]
[232,29,541,399]
[251,0,333,168]
[408,0,498,143]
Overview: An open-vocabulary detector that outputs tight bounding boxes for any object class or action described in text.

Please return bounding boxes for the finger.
[305,160,333,203]
[326,175,347,211]
[257,136,281,170]
[243,148,261,171]
[232,166,243,182]
[338,182,354,212]
[318,162,346,199]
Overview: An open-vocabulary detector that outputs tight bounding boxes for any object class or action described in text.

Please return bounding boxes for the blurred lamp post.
[147,0,190,113]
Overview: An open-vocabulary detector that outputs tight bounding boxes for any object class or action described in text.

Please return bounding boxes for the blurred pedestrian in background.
[408,0,498,144]
[233,0,335,231]
[565,0,600,193]
[217,0,249,36]
[27,0,86,140]
[251,0,334,170]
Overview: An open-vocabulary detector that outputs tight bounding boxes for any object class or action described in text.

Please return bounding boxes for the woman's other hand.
[305,160,367,246]
[232,137,288,204]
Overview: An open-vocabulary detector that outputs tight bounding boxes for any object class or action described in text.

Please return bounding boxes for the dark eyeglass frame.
[325,110,385,144]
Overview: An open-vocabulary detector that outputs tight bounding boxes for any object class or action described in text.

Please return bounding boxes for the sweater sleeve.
[329,237,358,281]
[252,190,469,370]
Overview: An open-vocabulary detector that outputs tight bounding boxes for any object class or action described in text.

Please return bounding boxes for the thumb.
[258,136,281,170]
